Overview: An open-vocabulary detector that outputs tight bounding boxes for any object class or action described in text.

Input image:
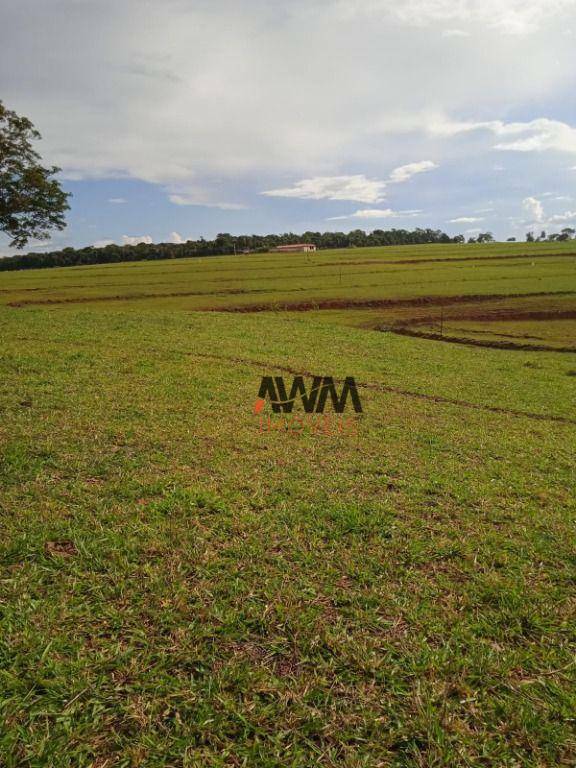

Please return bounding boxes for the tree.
[0,101,69,248]
[477,232,494,243]
[0,226,467,272]
[526,232,535,242]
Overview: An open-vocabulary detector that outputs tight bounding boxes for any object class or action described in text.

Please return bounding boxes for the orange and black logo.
[253,376,363,435]
[254,376,362,414]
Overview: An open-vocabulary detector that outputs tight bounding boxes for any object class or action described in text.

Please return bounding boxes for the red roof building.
[274,243,317,253]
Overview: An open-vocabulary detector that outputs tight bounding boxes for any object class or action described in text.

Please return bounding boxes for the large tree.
[0,101,69,248]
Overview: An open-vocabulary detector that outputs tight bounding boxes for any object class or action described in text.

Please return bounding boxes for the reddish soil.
[212,290,575,315]
[389,327,576,353]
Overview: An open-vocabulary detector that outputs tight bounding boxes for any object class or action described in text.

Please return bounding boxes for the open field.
[1,242,576,766]
[1,240,575,310]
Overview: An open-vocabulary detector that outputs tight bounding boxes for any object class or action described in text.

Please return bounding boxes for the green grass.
[1,240,576,312]
[1,242,575,766]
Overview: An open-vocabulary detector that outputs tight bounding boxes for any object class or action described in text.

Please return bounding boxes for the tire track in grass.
[213,290,576,314]
[386,309,576,353]
[7,286,575,310]
[192,353,576,427]
[389,328,576,353]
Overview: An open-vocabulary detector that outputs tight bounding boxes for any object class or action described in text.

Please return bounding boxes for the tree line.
[0,228,464,272]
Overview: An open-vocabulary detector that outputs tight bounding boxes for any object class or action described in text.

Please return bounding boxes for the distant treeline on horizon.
[1,228,478,272]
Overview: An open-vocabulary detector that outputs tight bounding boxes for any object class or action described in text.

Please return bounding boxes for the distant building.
[275,243,317,253]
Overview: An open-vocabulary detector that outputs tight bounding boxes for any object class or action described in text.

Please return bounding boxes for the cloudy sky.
[2,0,576,253]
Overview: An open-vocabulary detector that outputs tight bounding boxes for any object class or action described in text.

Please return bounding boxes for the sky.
[2,0,576,255]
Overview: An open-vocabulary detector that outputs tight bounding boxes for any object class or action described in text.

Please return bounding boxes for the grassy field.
[1,242,575,767]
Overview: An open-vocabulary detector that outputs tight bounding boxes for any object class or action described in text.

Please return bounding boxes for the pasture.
[0,242,575,767]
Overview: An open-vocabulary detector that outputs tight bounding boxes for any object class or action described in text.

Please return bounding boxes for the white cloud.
[94,235,159,247]
[449,216,484,223]
[93,239,115,249]
[263,162,437,205]
[3,0,573,193]
[495,121,576,153]
[517,196,576,228]
[168,231,186,244]
[122,235,153,246]
[441,29,471,38]
[2,0,576,245]
[388,160,438,183]
[430,117,576,153]
[522,196,545,222]
[168,194,247,210]
[327,208,421,220]
[262,175,388,204]
[344,0,576,36]
[108,197,127,204]
[548,211,576,223]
